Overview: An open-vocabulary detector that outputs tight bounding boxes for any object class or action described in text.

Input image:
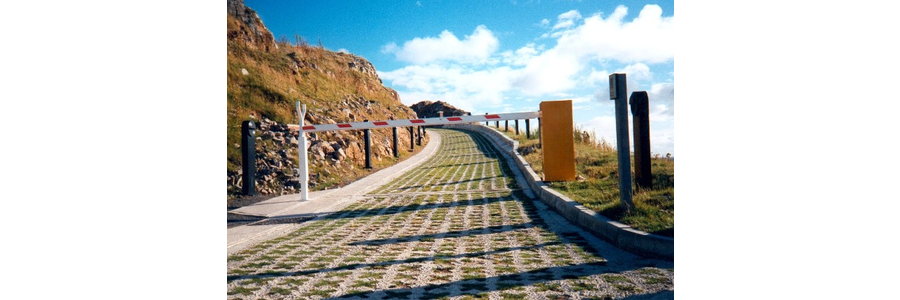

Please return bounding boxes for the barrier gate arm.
[287,111,541,132]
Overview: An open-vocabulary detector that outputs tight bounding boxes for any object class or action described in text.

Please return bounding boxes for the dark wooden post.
[392,126,399,157]
[409,127,415,150]
[364,120,372,169]
[630,91,652,189]
[505,120,508,132]
[515,119,519,135]
[241,121,256,196]
[525,119,531,139]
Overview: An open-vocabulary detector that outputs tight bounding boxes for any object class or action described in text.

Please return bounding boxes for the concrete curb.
[447,124,674,260]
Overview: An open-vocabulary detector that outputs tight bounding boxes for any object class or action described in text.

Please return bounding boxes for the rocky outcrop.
[410,101,470,118]
[227,0,277,52]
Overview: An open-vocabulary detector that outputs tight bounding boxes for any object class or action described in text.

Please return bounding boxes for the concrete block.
[617,227,674,260]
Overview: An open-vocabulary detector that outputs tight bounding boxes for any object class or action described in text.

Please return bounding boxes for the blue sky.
[245,0,675,156]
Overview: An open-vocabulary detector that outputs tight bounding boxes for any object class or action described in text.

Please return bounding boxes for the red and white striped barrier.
[288,111,540,132]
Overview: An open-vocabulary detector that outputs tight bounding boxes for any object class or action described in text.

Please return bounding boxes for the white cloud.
[500,43,540,66]
[379,64,517,112]
[585,69,610,87]
[540,19,550,26]
[648,82,674,121]
[554,5,674,63]
[616,63,651,81]
[380,4,674,118]
[337,48,350,54]
[511,5,672,95]
[382,25,499,65]
[580,115,619,147]
[553,10,582,30]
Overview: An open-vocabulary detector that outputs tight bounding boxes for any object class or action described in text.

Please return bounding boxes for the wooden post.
[630,91,652,189]
[241,121,256,196]
[525,119,531,139]
[392,126,399,158]
[364,120,372,169]
[409,127,415,150]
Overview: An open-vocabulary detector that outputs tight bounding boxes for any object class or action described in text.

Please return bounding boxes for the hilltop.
[227,0,426,198]
[409,100,470,118]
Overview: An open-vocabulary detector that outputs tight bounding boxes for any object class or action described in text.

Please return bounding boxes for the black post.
[409,127,415,150]
[241,121,257,196]
[630,91,652,189]
[537,117,542,147]
[392,126,399,158]
[525,119,531,139]
[495,121,499,128]
[364,120,372,169]
[515,119,519,135]
[505,120,508,132]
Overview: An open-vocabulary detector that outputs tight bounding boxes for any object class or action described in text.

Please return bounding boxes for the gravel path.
[227,128,674,299]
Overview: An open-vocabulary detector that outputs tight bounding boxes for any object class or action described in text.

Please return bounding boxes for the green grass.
[228,255,246,262]
[268,287,292,295]
[228,286,259,296]
[305,288,335,297]
[603,274,631,283]
[496,126,674,235]
[643,276,671,284]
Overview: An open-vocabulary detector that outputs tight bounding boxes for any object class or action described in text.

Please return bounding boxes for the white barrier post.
[297,102,309,201]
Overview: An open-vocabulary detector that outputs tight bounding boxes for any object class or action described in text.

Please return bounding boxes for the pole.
[392,126,399,158]
[505,120,508,132]
[609,73,634,211]
[409,127,415,150]
[364,120,372,169]
[525,119,531,139]
[630,91,652,189]
[515,119,519,135]
[296,101,309,201]
[241,121,256,196]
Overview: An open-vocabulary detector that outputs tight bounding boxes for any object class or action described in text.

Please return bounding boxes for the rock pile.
[409,100,469,118]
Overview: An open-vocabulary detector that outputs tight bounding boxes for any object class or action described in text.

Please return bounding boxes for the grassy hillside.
[227,2,424,197]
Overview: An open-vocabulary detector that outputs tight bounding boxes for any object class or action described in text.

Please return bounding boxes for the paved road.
[227,128,674,299]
